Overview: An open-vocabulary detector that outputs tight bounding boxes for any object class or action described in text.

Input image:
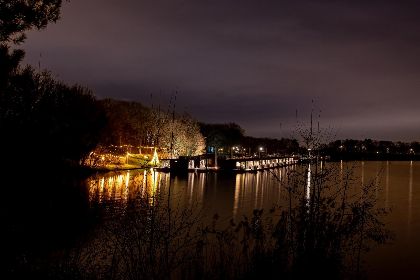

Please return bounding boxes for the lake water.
[85,161,420,278]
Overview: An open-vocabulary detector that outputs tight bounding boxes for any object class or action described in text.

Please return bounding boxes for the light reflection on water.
[187,172,206,207]
[87,163,419,234]
[85,162,420,278]
[231,165,294,219]
[408,161,413,238]
[354,161,420,279]
[306,163,311,201]
[85,161,420,278]
[88,169,168,206]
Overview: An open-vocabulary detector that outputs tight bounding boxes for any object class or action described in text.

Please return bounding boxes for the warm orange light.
[149,148,160,166]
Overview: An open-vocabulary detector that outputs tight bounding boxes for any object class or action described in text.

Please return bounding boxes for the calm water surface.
[87,161,420,278]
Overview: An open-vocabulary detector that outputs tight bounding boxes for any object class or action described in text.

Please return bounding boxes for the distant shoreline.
[327,154,420,161]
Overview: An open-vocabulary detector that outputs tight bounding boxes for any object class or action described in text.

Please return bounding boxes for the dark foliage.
[200,122,245,148]
[99,99,151,146]
[0,0,62,44]
[199,122,300,155]
[0,47,106,167]
[1,1,106,168]
[322,139,420,160]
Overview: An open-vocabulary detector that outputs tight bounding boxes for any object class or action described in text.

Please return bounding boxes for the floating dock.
[219,156,299,172]
[156,155,299,173]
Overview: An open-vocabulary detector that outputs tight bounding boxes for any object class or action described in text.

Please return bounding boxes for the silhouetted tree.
[199,122,245,150]
[200,122,300,156]
[0,68,106,166]
[0,0,62,44]
[99,99,150,146]
[1,0,106,168]
[0,0,63,83]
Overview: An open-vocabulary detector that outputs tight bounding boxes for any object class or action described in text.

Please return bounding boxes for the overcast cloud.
[23,0,420,141]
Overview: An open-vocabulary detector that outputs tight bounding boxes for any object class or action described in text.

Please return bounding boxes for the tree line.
[97,99,206,158]
[199,122,301,156]
[0,0,106,168]
[321,139,420,160]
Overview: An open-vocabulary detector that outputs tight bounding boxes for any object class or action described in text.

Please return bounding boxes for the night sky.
[23,0,420,141]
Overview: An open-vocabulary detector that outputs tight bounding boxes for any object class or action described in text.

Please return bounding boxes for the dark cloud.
[23,0,420,141]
